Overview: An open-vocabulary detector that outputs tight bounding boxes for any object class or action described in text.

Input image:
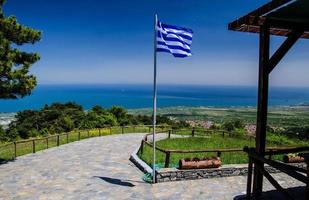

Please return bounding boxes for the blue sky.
[4,0,309,86]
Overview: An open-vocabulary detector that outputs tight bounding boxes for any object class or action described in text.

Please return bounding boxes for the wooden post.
[268,150,273,160]
[191,128,195,137]
[46,138,49,149]
[57,135,60,146]
[122,126,124,134]
[140,140,144,155]
[168,130,171,139]
[109,127,112,134]
[32,140,36,153]
[149,127,151,133]
[66,133,69,143]
[87,130,90,138]
[133,125,136,132]
[301,154,309,200]
[217,151,222,158]
[222,131,225,138]
[164,152,170,168]
[253,23,270,197]
[78,132,81,140]
[247,156,254,199]
[99,128,101,136]
[14,142,17,158]
[305,162,309,199]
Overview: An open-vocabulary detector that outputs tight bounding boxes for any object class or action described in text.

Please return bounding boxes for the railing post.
[14,142,17,158]
[78,132,81,140]
[66,133,69,143]
[46,138,49,149]
[32,140,36,153]
[168,130,171,139]
[217,151,221,158]
[191,128,195,137]
[164,152,170,168]
[268,150,273,160]
[247,156,253,200]
[140,140,144,155]
[222,131,225,138]
[299,153,309,199]
[57,135,60,146]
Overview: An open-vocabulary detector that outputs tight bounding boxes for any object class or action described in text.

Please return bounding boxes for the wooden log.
[179,157,221,170]
[283,155,305,163]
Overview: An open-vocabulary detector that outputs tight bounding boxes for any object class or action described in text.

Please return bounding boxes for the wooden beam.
[254,164,294,200]
[253,23,270,197]
[264,146,309,155]
[248,149,308,184]
[228,0,292,31]
[268,30,304,73]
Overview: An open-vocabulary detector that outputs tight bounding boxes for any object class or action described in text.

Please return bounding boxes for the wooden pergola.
[228,0,309,199]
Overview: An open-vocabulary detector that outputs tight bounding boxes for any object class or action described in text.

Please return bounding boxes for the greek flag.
[156,20,193,58]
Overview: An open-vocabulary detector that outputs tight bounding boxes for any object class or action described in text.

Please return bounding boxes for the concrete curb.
[129,147,153,174]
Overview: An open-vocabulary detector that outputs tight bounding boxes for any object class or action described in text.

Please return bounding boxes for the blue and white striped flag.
[156,20,193,58]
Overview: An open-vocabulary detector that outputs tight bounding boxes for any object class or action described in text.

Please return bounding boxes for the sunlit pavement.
[0,133,304,200]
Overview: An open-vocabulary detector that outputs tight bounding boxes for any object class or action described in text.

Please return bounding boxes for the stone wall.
[156,163,306,183]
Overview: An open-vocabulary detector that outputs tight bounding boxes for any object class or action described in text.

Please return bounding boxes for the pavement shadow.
[94,176,135,187]
[0,158,15,165]
[233,186,306,200]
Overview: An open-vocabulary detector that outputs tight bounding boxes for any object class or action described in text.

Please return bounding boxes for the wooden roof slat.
[228,0,309,39]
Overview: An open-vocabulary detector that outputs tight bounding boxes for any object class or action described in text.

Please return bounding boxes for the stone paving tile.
[0,133,305,200]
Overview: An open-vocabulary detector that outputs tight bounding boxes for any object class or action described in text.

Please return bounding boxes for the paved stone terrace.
[0,133,305,200]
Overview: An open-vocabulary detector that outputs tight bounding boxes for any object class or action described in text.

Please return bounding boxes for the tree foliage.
[0,0,41,99]
[2,102,178,141]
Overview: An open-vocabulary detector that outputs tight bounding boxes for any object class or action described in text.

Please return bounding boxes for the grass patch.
[139,133,308,166]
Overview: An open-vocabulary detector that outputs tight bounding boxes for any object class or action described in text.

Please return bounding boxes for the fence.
[139,130,307,168]
[0,125,169,161]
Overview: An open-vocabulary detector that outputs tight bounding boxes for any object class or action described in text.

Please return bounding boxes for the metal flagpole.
[152,14,158,184]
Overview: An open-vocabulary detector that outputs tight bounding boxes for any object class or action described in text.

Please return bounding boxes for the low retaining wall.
[156,163,306,183]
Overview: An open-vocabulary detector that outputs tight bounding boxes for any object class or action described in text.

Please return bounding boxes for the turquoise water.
[0,84,309,112]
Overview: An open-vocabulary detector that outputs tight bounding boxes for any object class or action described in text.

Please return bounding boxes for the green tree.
[0,0,41,99]
[0,125,7,141]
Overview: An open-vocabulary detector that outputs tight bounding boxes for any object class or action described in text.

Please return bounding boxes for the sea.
[1,84,309,113]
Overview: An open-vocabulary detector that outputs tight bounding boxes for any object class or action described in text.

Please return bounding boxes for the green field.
[138,132,308,167]
[130,106,309,127]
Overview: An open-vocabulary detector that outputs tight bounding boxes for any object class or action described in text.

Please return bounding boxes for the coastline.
[2,104,308,128]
